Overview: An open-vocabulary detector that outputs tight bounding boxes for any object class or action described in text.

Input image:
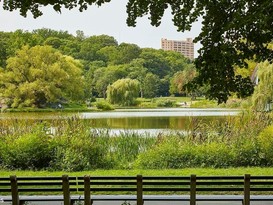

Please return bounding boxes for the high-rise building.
[161,38,194,60]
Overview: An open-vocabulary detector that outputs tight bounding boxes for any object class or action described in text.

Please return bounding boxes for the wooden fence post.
[244,174,250,205]
[137,175,143,205]
[190,174,196,205]
[62,175,71,205]
[10,175,19,205]
[84,175,91,205]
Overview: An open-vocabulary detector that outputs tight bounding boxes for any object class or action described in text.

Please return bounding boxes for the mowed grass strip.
[1,167,273,177]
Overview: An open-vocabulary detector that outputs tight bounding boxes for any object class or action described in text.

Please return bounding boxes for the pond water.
[83,108,239,135]
[0,108,240,135]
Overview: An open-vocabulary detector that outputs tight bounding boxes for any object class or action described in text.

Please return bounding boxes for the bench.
[1,175,273,205]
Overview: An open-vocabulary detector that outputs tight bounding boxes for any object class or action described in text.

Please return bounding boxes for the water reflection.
[84,108,240,131]
[88,116,220,130]
[82,108,239,118]
[0,108,240,135]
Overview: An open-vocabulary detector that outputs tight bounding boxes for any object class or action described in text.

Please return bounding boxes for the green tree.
[92,65,127,98]
[0,32,11,67]
[98,43,141,65]
[140,48,170,78]
[107,78,140,106]
[7,30,42,58]
[44,37,63,49]
[38,29,81,58]
[117,43,141,64]
[32,28,74,40]
[44,38,79,58]
[4,0,272,103]
[125,59,147,98]
[170,66,197,96]
[75,30,86,41]
[84,60,107,98]
[78,35,118,61]
[143,73,160,98]
[97,46,119,64]
[252,61,273,111]
[158,77,170,97]
[0,45,84,108]
[164,50,191,75]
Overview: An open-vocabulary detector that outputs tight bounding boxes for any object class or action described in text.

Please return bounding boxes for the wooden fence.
[1,174,273,205]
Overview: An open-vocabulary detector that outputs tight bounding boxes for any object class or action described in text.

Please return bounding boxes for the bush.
[135,140,235,169]
[156,99,176,107]
[257,125,273,165]
[134,136,194,169]
[194,143,234,168]
[96,101,114,110]
[50,132,115,171]
[190,99,217,108]
[231,139,262,166]
[138,101,157,108]
[0,124,54,170]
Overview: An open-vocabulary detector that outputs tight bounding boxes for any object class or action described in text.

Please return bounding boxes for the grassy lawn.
[2,167,273,177]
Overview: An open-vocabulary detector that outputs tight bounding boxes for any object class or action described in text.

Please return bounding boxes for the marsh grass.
[0,111,272,170]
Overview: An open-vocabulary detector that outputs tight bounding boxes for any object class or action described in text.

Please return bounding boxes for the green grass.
[1,167,273,177]
[156,96,203,103]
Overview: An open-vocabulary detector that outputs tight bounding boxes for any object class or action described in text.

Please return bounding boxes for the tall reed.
[0,111,272,170]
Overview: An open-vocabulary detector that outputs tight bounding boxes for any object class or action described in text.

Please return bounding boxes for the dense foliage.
[252,61,273,111]
[3,0,273,103]
[0,29,196,108]
[107,78,140,106]
[0,112,272,171]
[0,45,84,108]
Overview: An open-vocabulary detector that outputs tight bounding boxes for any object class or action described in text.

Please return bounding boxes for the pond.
[0,108,240,135]
[83,108,239,135]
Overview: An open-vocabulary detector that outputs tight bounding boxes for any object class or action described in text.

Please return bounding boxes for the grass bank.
[1,167,273,177]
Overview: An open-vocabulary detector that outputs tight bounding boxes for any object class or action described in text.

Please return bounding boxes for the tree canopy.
[107,78,140,106]
[0,45,84,108]
[0,29,194,106]
[3,0,273,102]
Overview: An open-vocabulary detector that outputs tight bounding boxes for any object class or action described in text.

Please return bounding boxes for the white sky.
[0,0,201,57]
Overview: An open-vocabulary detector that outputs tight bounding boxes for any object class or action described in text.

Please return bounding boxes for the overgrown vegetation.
[0,111,272,171]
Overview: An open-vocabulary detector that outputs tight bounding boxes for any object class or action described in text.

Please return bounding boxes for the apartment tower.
[161,38,194,60]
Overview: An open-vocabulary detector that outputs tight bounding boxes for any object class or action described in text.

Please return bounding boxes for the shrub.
[134,136,194,169]
[190,99,217,108]
[232,139,261,166]
[135,140,235,169]
[0,124,54,169]
[156,99,176,107]
[138,101,157,108]
[257,125,273,165]
[50,132,115,171]
[96,101,114,111]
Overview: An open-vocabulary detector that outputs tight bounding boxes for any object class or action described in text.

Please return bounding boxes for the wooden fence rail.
[1,174,273,205]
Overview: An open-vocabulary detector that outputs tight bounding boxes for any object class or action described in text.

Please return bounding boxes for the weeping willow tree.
[107,78,140,106]
[252,61,273,111]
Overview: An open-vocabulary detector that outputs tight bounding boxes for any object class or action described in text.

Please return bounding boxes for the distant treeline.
[0,29,201,108]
